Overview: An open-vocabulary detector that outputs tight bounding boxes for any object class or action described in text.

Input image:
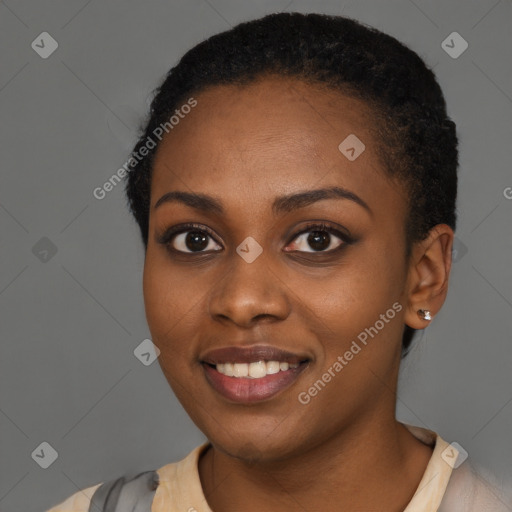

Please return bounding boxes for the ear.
[404,224,454,330]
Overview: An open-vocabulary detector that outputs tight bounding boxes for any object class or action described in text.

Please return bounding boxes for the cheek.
[142,252,200,360]
[306,243,406,360]
[143,258,204,406]
[294,265,404,426]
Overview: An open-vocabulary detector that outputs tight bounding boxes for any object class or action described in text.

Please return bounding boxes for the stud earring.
[417,309,432,321]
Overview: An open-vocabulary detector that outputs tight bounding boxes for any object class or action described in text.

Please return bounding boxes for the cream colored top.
[47,423,512,511]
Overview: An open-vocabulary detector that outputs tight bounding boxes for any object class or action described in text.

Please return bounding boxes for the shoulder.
[439,460,512,511]
[45,443,210,512]
[46,470,159,512]
[46,482,103,512]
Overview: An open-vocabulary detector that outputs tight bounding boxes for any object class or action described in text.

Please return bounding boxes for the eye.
[285,222,351,253]
[158,223,222,254]
[158,221,353,256]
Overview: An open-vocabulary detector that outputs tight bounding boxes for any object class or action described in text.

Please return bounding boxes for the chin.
[206,423,307,464]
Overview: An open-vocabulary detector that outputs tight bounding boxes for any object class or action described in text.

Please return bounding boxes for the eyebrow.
[154,186,372,217]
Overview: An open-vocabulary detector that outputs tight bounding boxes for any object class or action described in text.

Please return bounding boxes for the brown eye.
[289,230,342,253]
[158,224,222,254]
[286,223,352,253]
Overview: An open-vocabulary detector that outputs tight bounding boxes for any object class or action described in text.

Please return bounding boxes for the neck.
[198,413,433,512]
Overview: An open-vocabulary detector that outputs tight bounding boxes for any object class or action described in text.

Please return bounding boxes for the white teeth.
[215,360,301,378]
[249,361,267,378]
[232,363,249,377]
[224,362,234,377]
[266,361,280,374]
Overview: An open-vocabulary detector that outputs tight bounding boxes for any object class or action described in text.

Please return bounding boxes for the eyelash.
[157,222,354,255]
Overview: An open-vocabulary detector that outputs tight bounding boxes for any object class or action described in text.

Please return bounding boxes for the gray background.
[0,0,511,511]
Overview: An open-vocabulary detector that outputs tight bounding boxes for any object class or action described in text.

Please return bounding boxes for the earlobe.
[404,224,454,330]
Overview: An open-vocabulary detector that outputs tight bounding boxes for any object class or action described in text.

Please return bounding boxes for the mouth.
[200,345,311,403]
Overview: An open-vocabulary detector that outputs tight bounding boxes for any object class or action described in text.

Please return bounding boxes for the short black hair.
[125,12,459,357]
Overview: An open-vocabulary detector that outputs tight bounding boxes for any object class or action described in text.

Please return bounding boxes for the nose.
[208,249,291,328]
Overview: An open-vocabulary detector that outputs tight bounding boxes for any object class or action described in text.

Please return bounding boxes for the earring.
[417,309,432,321]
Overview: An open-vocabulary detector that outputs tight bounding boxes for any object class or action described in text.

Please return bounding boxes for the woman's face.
[143,77,417,460]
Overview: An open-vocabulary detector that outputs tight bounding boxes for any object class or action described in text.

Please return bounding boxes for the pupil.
[308,231,330,251]
[186,231,208,251]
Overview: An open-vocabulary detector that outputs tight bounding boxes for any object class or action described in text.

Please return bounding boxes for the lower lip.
[203,363,308,403]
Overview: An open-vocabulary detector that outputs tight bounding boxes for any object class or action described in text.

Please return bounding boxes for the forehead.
[150,77,403,217]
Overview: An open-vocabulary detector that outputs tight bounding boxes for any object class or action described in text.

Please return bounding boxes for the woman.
[47,11,511,512]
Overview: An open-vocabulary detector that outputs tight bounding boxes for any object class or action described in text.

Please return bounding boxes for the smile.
[200,345,310,403]
[214,360,300,378]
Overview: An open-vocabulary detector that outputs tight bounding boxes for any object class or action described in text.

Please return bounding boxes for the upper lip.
[200,345,310,365]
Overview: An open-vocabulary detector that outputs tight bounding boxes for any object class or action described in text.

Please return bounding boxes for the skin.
[143,76,454,511]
